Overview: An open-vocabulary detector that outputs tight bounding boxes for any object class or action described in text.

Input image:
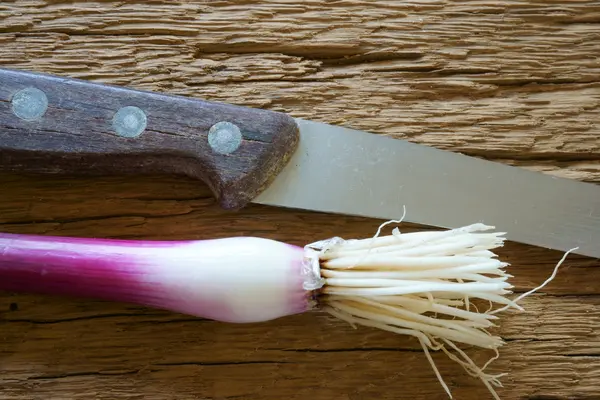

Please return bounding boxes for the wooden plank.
[1,1,599,399]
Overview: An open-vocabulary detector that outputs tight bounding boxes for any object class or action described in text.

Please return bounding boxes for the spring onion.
[0,221,576,400]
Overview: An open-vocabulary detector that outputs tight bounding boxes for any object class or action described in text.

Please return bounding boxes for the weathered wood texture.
[1,1,599,400]
[0,68,300,210]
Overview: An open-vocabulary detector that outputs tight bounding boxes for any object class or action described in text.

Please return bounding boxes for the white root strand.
[321,234,505,260]
[321,261,511,279]
[324,281,512,296]
[324,254,501,269]
[310,220,578,400]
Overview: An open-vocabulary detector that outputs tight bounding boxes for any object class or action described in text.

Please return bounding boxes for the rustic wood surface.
[1,1,599,400]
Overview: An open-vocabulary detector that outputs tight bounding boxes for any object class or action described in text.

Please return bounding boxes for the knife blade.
[1,67,598,259]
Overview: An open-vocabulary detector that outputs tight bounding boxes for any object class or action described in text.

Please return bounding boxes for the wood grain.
[0,1,599,400]
[0,68,300,210]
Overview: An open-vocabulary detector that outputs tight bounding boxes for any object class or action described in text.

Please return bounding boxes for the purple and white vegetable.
[0,221,575,400]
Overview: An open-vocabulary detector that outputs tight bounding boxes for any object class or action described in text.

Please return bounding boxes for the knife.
[1,67,598,259]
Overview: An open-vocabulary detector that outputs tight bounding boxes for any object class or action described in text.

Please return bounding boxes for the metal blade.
[253,119,600,259]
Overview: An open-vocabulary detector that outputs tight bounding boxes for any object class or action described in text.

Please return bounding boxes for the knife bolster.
[0,68,300,209]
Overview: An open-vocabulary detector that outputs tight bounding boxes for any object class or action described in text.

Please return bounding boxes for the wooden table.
[1,2,599,399]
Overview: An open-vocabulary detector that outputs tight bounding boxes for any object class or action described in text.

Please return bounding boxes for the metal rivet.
[11,87,48,121]
[112,106,147,138]
[208,121,242,155]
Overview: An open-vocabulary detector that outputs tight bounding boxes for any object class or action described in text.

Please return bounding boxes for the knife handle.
[0,68,299,209]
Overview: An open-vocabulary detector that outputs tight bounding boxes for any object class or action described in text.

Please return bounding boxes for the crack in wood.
[271,347,425,353]
[27,370,141,380]
[155,361,294,367]
[1,312,169,325]
[0,210,201,227]
[562,353,600,358]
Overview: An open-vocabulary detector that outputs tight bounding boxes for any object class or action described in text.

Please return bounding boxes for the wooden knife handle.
[0,68,299,209]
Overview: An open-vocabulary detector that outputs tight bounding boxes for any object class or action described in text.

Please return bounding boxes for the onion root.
[303,218,577,400]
